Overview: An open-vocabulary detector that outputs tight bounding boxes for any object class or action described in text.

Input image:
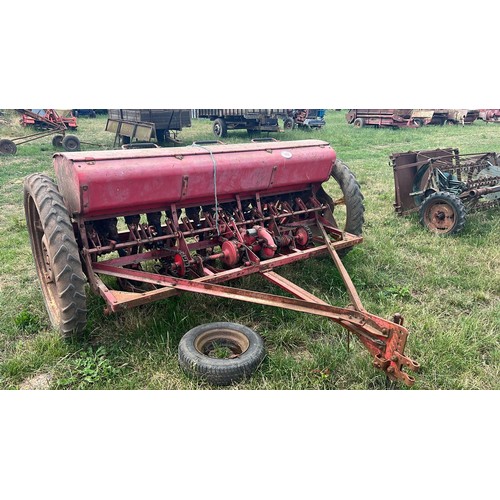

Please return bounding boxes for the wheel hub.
[194,328,250,358]
[41,235,54,283]
[427,203,455,231]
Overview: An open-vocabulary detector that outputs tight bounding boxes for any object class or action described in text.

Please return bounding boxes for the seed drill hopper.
[24,139,419,385]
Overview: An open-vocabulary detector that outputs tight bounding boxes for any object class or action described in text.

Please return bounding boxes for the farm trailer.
[196,109,290,138]
[24,139,419,386]
[478,109,500,122]
[345,109,434,128]
[390,148,500,234]
[106,109,191,146]
[428,109,480,126]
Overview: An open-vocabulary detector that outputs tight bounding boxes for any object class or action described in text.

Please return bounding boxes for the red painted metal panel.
[53,140,335,219]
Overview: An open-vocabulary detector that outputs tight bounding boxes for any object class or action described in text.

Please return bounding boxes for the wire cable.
[191,143,220,235]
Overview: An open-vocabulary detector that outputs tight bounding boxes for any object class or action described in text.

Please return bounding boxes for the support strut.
[92,261,420,385]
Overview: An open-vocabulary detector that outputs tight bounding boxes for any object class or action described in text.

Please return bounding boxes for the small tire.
[283,117,295,130]
[419,191,467,235]
[52,134,64,148]
[353,117,365,128]
[24,174,87,336]
[178,322,266,386]
[413,118,424,128]
[62,134,81,152]
[0,139,17,155]
[213,118,227,138]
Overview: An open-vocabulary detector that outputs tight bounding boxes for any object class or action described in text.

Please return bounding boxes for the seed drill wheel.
[316,159,365,256]
[0,139,17,155]
[419,191,467,235]
[178,322,266,386]
[52,134,64,148]
[213,118,227,138]
[62,134,81,152]
[24,174,87,337]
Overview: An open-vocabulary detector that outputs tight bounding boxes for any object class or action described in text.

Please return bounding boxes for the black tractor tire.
[413,118,424,128]
[317,159,365,256]
[52,134,64,148]
[24,174,87,337]
[62,134,81,152]
[419,191,467,235]
[213,118,228,138]
[353,118,365,128]
[0,139,17,155]
[283,117,295,130]
[178,322,266,386]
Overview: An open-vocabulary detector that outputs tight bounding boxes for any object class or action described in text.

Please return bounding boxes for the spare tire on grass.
[178,322,266,386]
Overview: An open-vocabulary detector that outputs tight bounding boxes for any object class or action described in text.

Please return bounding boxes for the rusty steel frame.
[81,215,419,386]
[48,139,421,386]
[3,110,71,147]
[391,149,500,215]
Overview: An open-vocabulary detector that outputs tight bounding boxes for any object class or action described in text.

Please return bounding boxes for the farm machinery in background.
[283,109,326,130]
[428,109,479,126]
[390,148,500,234]
[346,109,480,128]
[478,109,500,123]
[106,109,191,147]
[345,109,434,128]
[197,109,289,138]
[20,109,78,130]
[196,109,327,137]
[0,109,81,155]
[23,138,419,386]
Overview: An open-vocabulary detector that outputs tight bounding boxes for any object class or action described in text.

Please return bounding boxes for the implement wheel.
[62,134,81,151]
[52,134,64,148]
[213,118,227,138]
[24,174,87,337]
[353,118,365,128]
[178,322,266,385]
[316,159,365,256]
[283,117,295,130]
[419,191,466,235]
[0,139,17,155]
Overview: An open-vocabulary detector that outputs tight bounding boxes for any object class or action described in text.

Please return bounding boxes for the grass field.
[0,110,498,390]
